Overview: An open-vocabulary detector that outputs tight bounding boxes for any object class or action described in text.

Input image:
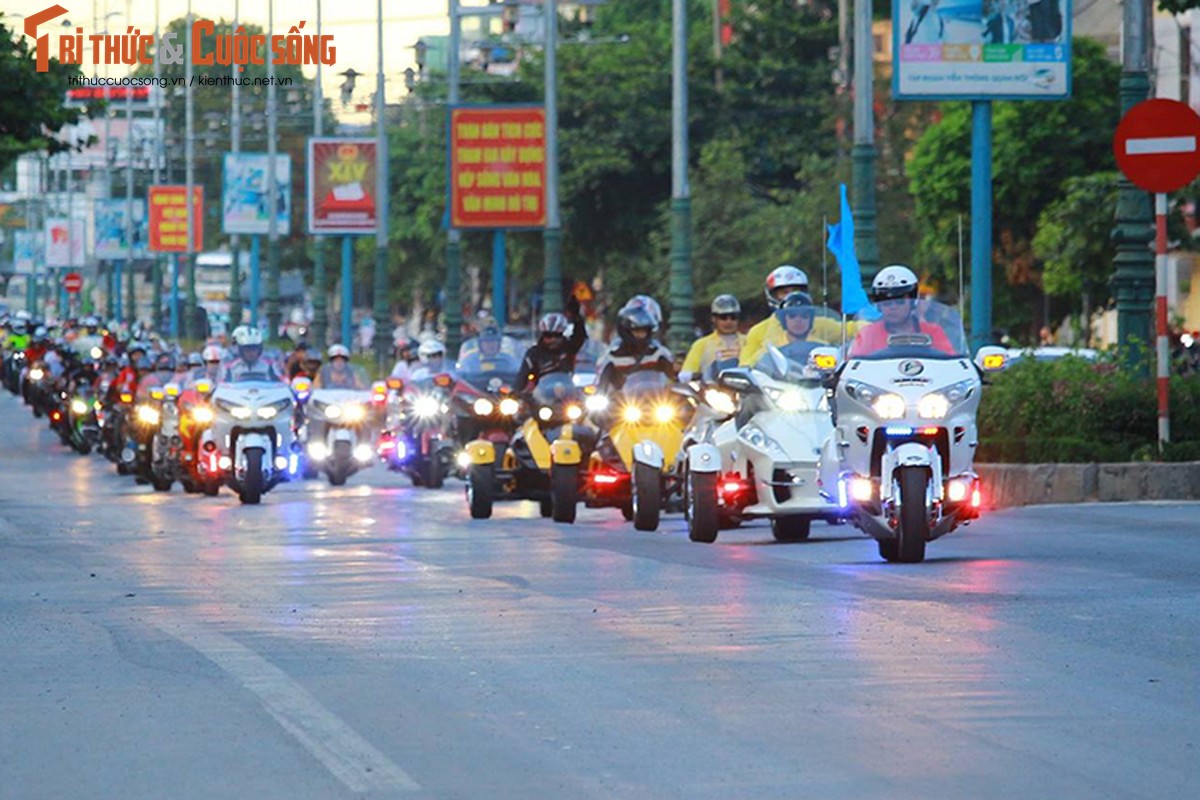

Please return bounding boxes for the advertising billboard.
[45,217,85,267]
[222,153,292,236]
[307,138,377,235]
[148,185,204,253]
[893,0,1071,100]
[94,198,148,260]
[449,105,547,229]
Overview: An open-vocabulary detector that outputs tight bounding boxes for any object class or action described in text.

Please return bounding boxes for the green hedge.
[977,353,1200,463]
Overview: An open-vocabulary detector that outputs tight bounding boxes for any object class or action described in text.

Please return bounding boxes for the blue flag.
[826,183,872,316]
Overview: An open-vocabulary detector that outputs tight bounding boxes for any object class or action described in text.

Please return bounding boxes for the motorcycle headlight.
[136,404,161,425]
[342,403,366,423]
[256,405,279,419]
[230,406,253,420]
[917,392,950,419]
[29,368,44,381]
[942,379,977,404]
[845,380,885,404]
[653,403,676,423]
[413,395,441,418]
[499,397,521,416]
[871,394,906,420]
[738,423,786,457]
[325,403,343,419]
[765,387,809,413]
[702,388,736,416]
[473,398,495,416]
[191,406,214,424]
[622,405,643,424]
[566,404,583,421]
[538,406,553,421]
[70,399,89,415]
[585,394,610,413]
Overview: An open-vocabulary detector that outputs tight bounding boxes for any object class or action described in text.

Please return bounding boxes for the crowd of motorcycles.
[1,300,1010,564]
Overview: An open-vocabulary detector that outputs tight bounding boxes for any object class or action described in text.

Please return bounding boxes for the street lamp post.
[542,0,563,317]
[667,0,692,353]
[228,0,244,331]
[1111,0,1154,364]
[851,0,879,284]
[150,0,163,332]
[373,0,391,371]
[310,0,328,348]
[184,0,197,339]
[445,0,464,354]
[265,0,282,342]
[124,0,136,325]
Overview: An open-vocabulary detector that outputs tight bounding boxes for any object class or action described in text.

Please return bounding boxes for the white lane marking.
[1125,136,1197,155]
[159,620,420,793]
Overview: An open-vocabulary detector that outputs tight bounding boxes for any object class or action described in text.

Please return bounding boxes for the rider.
[137,352,180,400]
[596,295,676,393]
[849,265,955,356]
[739,265,843,365]
[285,340,312,379]
[315,344,367,389]
[516,296,587,393]
[191,345,224,384]
[221,326,283,382]
[679,294,745,382]
[111,341,148,399]
[409,339,449,382]
[388,338,417,382]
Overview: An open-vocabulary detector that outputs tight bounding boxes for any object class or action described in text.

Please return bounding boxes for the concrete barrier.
[977,462,1200,508]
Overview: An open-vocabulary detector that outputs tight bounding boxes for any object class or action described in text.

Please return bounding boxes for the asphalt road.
[1,391,1197,800]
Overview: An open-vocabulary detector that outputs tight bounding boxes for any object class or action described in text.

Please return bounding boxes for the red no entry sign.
[62,272,83,294]
[1113,98,1200,194]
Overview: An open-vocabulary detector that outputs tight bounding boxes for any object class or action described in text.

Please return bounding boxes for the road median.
[977,462,1200,508]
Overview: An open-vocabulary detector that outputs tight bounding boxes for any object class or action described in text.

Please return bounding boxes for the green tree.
[908,37,1120,336]
[0,17,91,172]
[1034,172,1119,300]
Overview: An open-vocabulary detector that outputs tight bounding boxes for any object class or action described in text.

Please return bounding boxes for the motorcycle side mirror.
[433,373,453,388]
[194,379,213,395]
[974,346,1007,374]
[386,377,405,391]
[670,383,698,400]
[164,382,181,398]
[717,368,758,394]
[290,376,312,401]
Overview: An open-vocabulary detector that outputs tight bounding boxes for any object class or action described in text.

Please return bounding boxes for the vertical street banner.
[13,231,38,274]
[94,198,148,260]
[307,138,377,235]
[449,106,547,229]
[148,186,204,252]
[893,0,1072,100]
[45,217,85,267]
[222,153,292,236]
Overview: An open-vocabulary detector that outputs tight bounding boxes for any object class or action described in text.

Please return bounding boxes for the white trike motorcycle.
[818,299,1006,562]
[303,387,377,486]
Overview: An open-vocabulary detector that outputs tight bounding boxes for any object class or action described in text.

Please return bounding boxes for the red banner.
[449,106,546,229]
[307,138,377,235]
[148,185,203,252]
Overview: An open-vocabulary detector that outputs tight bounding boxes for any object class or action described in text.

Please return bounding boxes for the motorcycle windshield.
[456,351,522,393]
[532,372,581,406]
[456,335,527,364]
[621,370,670,398]
[753,343,824,384]
[848,299,967,360]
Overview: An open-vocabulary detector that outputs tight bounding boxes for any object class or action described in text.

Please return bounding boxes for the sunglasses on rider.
[782,308,814,320]
[712,313,738,321]
[878,298,910,308]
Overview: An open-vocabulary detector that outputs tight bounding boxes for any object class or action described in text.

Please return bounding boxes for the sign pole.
[492,230,506,326]
[342,235,353,347]
[969,100,992,350]
[1155,193,1170,449]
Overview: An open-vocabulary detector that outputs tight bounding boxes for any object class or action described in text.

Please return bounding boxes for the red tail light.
[207,452,220,473]
[970,487,983,508]
[717,472,754,507]
[591,467,626,488]
[51,410,62,421]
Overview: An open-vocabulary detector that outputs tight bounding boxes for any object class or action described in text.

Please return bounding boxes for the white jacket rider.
[221,326,282,383]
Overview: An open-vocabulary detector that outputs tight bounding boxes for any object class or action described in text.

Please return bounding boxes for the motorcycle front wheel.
[886,466,930,563]
[632,462,661,532]
[240,448,265,505]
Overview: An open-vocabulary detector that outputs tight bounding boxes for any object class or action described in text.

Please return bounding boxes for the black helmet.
[617,305,656,354]
[154,352,177,373]
[774,291,815,327]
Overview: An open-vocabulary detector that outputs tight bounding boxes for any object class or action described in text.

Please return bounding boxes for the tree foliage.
[1033,172,1118,299]
[0,17,91,173]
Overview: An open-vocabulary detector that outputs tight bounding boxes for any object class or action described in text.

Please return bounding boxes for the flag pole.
[821,214,828,307]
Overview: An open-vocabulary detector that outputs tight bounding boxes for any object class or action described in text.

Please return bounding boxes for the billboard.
[222,153,292,236]
[307,138,377,235]
[148,186,204,253]
[893,0,1071,100]
[449,105,547,229]
[94,198,148,260]
[13,230,38,274]
[45,217,85,267]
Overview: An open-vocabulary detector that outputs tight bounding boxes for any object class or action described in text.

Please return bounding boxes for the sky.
[4,0,453,123]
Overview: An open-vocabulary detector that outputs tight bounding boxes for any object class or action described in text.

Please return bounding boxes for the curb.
[976,462,1200,508]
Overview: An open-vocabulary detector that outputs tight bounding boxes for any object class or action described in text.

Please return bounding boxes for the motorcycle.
[818,299,1006,562]
[583,370,690,531]
[128,387,170,489]
[211,377,297,504]
[146,382,186,492]
[178,378,222,496]
[304,386,377,486]
[463,372,597,522]
[380,374,456,489]
[685,343,844,544]
[449,337,526,478]
[64,381,101,455]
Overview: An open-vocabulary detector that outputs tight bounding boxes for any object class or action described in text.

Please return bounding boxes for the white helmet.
[417,339,446,362]
[232,325,263,347]
[621,295,663,330]
[765,265,809,308]
[869,264,920,304]
[327,344,351,360]
[201,345,222,362]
